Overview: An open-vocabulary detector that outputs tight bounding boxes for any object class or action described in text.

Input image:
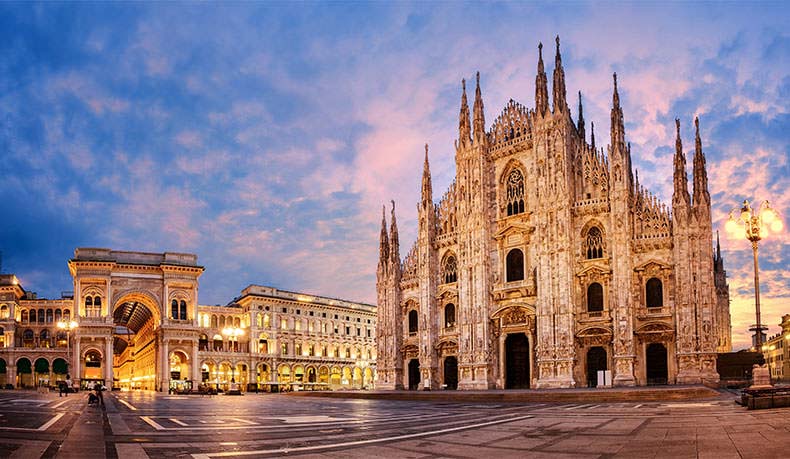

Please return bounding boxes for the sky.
[0,2,787,351]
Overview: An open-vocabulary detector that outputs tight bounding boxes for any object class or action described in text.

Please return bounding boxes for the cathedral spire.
[610,73,626,154]
[672,118,691,210]
[473,72,486,144]
[577,91,586,141]
[458,79,471,148]
[552,35,567,113]
[421,143,433,205]
[590,121,595,151]
[389,200,400,266]
[716,230,721,260]
[535,42,549,116]
[379,205,389,265]
[692,116,710,207]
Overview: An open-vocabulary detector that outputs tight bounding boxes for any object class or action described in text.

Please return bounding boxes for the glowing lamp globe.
[762,207,776,224]
[725,218,738,235]
[770,219,783,233]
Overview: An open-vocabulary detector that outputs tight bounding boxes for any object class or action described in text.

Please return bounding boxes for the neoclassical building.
[376,38,731,390]
[0,248,376,391]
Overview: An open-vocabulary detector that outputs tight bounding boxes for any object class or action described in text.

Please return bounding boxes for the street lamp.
[57,320,78,377]
[726,199,783,348]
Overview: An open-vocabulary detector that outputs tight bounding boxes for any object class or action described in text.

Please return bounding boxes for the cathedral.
[375,37,731,390]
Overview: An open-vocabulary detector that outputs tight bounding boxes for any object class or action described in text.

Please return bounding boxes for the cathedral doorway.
[645,343,668,385]
[505,333,530,389]
[407,359,420,390]
[443,356,458,390]
[586,347,607,387]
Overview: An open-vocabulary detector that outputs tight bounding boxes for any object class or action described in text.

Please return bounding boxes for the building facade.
[376,37,731,391]
[0,248,376,391]
[763,314,790,383]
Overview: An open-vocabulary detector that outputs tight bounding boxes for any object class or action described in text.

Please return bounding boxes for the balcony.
[579,310,611,323]
[637,306,671,320]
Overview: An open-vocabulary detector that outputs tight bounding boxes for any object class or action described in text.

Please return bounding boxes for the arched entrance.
[16,358,32,388]
[408,359,420,390]
[443,356,458,390]
[329,366,341,387]
[505,333,530,389]
[0,358,6,387]
[586,347,607,387]
[112,298,159,390]
[646,343,668,385]
[34,358,50,388]
[82,349,103,388]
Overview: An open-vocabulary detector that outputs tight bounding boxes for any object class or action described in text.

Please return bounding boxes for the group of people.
[56,375,104,407]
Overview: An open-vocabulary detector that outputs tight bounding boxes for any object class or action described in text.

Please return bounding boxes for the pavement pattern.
[0,388,788,458]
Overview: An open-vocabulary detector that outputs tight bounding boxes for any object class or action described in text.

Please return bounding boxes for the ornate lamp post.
[726,199,783,348]
[57,320,79,376]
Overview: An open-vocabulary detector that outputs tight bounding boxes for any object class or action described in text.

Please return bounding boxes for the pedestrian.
[95,382,104,407]
[59,380,65,397]
[64,375,72,397]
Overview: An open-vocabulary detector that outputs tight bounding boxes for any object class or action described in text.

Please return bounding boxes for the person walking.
[63,375,72,397]
[94,382,104,408]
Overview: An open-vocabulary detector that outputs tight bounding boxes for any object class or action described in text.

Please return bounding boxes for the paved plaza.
[0,389,787,458]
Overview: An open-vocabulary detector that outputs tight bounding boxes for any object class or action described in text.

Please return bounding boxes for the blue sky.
[0,2,787,350]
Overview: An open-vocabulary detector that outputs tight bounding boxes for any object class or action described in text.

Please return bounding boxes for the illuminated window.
[281,318,287,330]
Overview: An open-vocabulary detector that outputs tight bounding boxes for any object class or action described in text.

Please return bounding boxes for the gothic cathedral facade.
[376,38,731,390]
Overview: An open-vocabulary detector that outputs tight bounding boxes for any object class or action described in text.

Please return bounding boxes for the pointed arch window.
[587,283,604,312]
[646,278,663,308]
[585,227,605,259]
[506,169,525,216]
[442,255,457,284]
[506,248,525,282]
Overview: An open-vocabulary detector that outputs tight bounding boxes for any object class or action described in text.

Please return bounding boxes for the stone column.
[73,338,81,380]
[160,339,169,392]
[8,364,16,388]
[104,337,113,386]
[191,341,200,385]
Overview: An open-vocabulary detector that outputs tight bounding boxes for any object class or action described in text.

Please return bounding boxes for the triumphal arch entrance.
[68,248,203,391]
